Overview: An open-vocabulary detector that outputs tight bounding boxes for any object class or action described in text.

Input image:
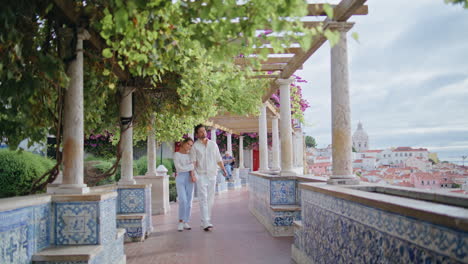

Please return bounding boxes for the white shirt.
[191,139,222,176]
[173,152,194,173]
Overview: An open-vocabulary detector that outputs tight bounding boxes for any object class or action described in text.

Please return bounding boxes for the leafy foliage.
[305,135,317,148]
[0,0,331,190]
[445,0,468,8]
[270,74,310,123]
[134,156,175,176]
[0,149,54,197]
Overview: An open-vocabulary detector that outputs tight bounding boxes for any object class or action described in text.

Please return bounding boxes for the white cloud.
[298,1,468,154]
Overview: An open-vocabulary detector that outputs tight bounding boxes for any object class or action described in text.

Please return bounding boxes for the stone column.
[119,87,136,185]
[56,29,90,194]
[239,136,245,168]
[227,133,232,154]
[276,78,295,176]
[328,22,359,185]
[145,118,157,177]
[211,128,217,143]
[271,117,280,171]
[258,103,269,172]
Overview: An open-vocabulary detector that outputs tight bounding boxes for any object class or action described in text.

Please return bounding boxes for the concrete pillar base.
[53,184,90,194]
[118,179,136,185]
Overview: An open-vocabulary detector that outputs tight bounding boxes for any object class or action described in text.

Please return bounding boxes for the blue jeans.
[225,164,232,180]
[176,171,194,222]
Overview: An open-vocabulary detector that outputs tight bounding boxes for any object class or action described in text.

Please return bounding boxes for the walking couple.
[173,124,228,232]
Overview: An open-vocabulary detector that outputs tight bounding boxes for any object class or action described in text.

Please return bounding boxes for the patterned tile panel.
[145,188,152,233]
[55,202,99,245]
[270,180,296,205]
[0,206,32,264]
[296,189,468,263]
[273,211,301,227]
[117,219,146,241]
[100,198,116,245]
[34,203,51,251]
[117,188,145,214]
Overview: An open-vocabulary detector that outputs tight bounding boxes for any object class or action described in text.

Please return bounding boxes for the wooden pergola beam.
[203,121,238,134]
[234,57,293,65]
[265,100,280,118]
[307,4,368,17]
[262,0,367,101]
[251,74,280,79]
[253,47,304,55]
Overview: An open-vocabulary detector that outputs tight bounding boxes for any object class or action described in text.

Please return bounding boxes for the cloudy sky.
[297,1,468,163]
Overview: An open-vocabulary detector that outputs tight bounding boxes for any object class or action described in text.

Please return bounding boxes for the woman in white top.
[173,137,196,231]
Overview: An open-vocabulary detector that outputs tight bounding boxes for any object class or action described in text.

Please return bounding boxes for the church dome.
[353,122,368,141]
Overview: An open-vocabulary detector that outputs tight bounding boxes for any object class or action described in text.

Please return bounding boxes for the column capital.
[77,28,91,41]
[326,22,354,32]
[275,78,295,86]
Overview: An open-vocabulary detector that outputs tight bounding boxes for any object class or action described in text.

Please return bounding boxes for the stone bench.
[32,228,125,264]
[117,214,147,242]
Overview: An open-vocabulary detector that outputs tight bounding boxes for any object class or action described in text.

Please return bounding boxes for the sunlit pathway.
[125,187,294,264]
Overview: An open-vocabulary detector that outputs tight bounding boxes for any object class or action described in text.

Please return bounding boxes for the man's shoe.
[203,223,213,231]
[178,223,184,232]
[183,223,191,230]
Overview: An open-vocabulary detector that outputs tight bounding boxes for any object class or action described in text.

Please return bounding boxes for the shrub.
[169,176,177,202]
[133,156,174,176]
[0,149,54,198]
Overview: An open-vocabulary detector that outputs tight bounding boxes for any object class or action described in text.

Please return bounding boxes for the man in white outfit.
[191,124,227,231]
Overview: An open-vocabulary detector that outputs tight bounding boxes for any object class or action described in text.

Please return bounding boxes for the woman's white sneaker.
[183,223,191,230]
[178,223,184,232]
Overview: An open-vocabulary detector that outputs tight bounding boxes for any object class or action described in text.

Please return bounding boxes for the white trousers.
[196,174,216,225]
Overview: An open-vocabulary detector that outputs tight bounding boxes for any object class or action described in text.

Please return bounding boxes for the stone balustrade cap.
[156,165,168,173]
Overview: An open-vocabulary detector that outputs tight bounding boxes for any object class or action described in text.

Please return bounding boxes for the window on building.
[405,153,407,157]
[359,143,361,147]
[433,181,435,184]
[441,184,443,187]
[421,181,424,185]
[410,153,412,156]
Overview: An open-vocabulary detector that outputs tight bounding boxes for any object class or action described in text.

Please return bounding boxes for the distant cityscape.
[306,122,468,194]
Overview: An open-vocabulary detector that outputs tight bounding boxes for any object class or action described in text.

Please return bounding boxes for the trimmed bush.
[169,176,177,202]
[0,149,54,198]
[133,156,174,176]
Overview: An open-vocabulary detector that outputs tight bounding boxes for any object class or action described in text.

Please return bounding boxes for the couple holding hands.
[173,125,228,232]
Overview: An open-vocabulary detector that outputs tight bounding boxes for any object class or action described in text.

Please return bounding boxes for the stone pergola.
[208,0,368,182]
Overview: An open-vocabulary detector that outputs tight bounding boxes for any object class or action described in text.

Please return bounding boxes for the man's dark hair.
[194,124,205,135]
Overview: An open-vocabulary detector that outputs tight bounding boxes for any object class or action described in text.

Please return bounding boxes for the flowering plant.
[84,131,115,159]
[270,74,310,122]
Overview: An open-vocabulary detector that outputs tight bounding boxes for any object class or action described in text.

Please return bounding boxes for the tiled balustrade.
[116,184,153,242]
[248,172,326,237]
[292,183,468,264]
[0,188,126,264]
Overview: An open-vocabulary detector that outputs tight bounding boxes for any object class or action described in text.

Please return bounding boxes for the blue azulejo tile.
[117,188,145,214]
[55,202,99,245]
[117,219,146,240]
[298,189,468,263]
[0,206,34,264]
[270,180,296,205]
[34,203,51,251]
[100,198,116,245]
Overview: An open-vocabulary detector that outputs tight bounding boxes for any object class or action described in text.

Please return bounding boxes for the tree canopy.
[305,135,317,148]
[1,0,320,146]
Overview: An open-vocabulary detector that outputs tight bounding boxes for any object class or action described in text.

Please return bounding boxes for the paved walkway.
[125,187,294,264]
